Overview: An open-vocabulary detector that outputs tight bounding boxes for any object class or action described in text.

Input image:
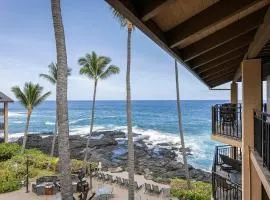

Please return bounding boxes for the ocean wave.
[13,121,24,124]
[45,121,55,126]
[69,118,89,125]
[8,111,25,117]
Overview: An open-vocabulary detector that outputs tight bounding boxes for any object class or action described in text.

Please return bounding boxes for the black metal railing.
[212,103,242,140]
[212,172,242,200]
[212,145,242,172]
[254,111,270,171]
[212,145,242,200]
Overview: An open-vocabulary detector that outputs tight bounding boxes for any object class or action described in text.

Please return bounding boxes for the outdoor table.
[44,183,54,195]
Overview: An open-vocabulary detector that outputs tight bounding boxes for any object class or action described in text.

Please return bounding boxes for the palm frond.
[11,86,28,108]
[99,65,120,80]
[11,82,51,110]
[33,91,51,107]
[40,62,72,84]
[110,7,135,30]
[40,73,56,84]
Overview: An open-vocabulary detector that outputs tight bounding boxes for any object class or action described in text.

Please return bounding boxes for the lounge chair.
[220,154,241,172]
[144,183,153,193]
[152,185,162,194]
[134,181,142,191]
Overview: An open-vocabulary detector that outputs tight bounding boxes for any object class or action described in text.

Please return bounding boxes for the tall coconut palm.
[174,60,191,189]
[40,62,72,157]
[78,51,120,163]
[111,8,135,200]
[11,82,51,153]
[51,0,73,199]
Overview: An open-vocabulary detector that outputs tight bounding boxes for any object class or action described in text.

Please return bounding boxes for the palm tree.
[40,62,72,157]
[78,51,120,163]
[11,82,51,153]
[51,0,73,199]
[111,8,135,200]
[174,60,191,189]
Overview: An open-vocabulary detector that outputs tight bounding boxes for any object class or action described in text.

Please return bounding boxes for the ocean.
[2,100,227,171]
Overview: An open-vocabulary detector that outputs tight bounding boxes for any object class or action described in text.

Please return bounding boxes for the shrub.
[0,169,20,193]
[0,143,20,161]
[170,179,212,200]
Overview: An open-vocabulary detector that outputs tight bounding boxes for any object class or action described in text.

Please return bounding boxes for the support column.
[242,59,262,200]
[4,102,8,143]
[231,81,238,104]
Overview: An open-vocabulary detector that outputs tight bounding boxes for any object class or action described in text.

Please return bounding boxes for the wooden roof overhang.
[106,0,270,88]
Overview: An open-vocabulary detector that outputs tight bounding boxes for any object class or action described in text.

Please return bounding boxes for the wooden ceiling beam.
[201,65,239,79]
[140,0,175,22]
[180,8,267,62]
[166,0,265,48]
[197,56,243,74]
[209,77,233,88]
[187,32,254,67]
[247,6,270,58]
[233,6,270,82]
[208,74,234,85]
[191,46,247,69]
[205,69,237,82]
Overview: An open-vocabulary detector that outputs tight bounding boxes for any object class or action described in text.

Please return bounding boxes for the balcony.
[212,104,242,146]
[212,145,242,200]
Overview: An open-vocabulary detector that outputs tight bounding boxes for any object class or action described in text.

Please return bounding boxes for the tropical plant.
[78,51,120,164]
[111,8,136,200]
[11,82,51,154]
[40,62,72,157]
[51,0,73,199]
[175,60,191,188]
[170,178,211,200]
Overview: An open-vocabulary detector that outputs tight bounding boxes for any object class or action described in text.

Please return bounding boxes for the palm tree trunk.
[50,114,58,157]
[51,0,73,199]
[21,111,31,154]
[174,60,191,189]
[127,23,135,200]
[84,80,98,164]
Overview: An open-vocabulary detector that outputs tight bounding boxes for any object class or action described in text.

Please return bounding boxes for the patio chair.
[144,183,153,193]
[100,173,106,181]
[220,154,241,172]
[134,181,142,191]
[123,178,129,188]
[152,185,162,194]
[220,104,237,132]
[161,188,171,197]
[116,176,124,187]
[107,175,114,183]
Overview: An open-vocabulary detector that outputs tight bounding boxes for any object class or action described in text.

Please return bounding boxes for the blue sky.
[0,0,237,100]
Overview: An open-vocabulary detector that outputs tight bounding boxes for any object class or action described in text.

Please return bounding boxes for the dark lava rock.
[15,131,211,183]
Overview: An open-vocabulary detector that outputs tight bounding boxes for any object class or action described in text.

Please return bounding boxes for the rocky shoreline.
[16,131,211,183]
